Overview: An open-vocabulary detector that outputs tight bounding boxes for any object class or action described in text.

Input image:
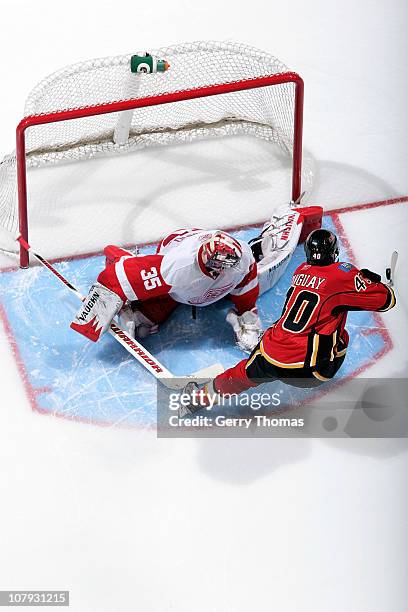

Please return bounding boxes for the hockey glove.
[179,380,218,417]
[118,305,159,338]
[226,308,263,353]
[360,268,382,283]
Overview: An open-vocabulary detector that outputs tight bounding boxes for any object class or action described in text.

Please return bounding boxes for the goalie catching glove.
[226,307,263,353]
[70,282,123,342]
[118,304,159,338]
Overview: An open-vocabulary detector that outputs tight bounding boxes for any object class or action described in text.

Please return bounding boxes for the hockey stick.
[385,251,398,287]
[15,235,224,387]
[290,190,306,207]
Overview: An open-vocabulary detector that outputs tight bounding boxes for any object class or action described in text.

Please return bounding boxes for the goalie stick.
[15,235,224,388]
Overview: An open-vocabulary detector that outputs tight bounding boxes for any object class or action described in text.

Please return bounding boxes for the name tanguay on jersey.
[292,273,326,290]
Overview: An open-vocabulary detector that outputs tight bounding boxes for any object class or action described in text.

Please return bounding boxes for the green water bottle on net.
[130,52,170,74]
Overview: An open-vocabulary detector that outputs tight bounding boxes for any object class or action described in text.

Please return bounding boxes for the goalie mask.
[199,231,242,273]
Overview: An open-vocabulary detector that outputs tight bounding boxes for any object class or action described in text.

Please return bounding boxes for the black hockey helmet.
[304,229,339,265]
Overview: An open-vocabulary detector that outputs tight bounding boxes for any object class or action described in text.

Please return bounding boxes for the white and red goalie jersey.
[70,228,259,343]
[70,206,322,346]
[98,228,259,313]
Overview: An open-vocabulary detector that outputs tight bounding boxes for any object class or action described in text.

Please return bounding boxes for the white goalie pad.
[256,205,303,295]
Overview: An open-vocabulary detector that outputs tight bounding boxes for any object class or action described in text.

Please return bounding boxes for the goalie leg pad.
[254,204,303,295]
[294,206,323,243]
[104,244,138,266]
[254,205,323,295]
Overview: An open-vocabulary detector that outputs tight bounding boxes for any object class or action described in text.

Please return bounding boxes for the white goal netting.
[0,41,314,262]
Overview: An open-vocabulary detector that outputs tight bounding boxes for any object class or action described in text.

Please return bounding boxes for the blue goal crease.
[0,219,387,427]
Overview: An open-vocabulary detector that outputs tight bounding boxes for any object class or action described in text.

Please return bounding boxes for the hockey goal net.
[0,41,312,267]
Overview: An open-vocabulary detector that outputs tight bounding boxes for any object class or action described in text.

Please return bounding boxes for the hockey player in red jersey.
[182,228,396,414]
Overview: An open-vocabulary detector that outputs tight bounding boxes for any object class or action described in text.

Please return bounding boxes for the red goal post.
[16,72,304,268]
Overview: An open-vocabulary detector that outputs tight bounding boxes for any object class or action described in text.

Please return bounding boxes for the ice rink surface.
[0,1,407,611]
[0,219,393,426]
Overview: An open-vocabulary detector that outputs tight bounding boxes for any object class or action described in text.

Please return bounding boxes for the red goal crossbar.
[16,72,304,268]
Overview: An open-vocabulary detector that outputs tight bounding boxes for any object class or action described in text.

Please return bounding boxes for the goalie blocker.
[70,283,123,342]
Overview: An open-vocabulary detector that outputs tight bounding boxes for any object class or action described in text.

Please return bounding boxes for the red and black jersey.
[260,260,396,370]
